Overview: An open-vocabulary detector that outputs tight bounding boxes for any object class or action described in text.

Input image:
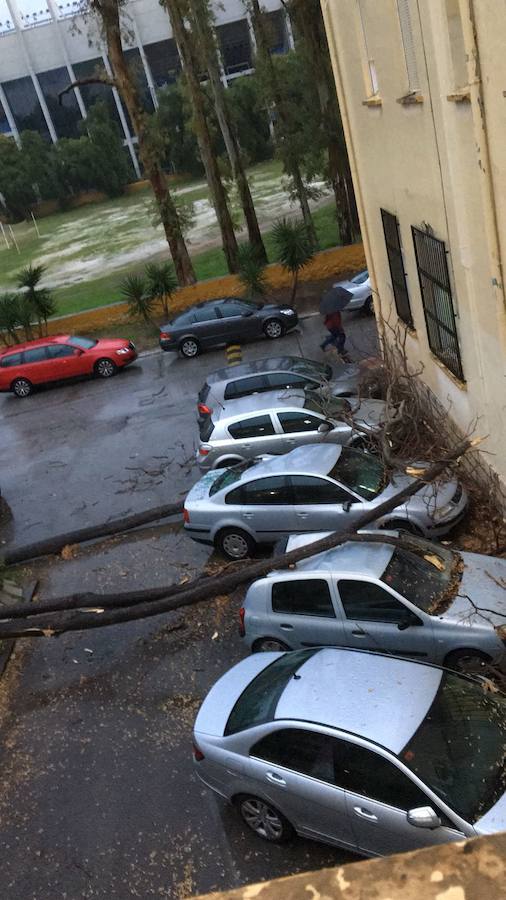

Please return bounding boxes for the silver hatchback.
[183,444,468,559]
[241,531,506,669]
[193,647,506,855]
[197,389,385,471]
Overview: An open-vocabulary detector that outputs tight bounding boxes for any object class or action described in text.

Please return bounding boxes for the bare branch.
[58,74,117,103]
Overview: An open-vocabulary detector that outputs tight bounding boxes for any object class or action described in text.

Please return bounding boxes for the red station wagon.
[0,335,138,398]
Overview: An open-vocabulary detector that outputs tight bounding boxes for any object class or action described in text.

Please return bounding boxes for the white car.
[334,270,372,313]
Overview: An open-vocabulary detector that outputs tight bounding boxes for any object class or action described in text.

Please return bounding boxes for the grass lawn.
[0,158,340,318]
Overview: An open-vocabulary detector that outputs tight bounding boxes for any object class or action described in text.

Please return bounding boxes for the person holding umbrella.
[319,285,353,356]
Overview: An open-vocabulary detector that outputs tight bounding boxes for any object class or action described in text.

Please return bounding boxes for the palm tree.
[272,217,315,305]
[0,294,21,345]
[120,274,157,327]
[16,264,56,336]
[144,261,178,320]
[237,243,269,300]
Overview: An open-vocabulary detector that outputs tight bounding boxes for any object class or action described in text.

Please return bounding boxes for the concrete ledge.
[192,833,506,899]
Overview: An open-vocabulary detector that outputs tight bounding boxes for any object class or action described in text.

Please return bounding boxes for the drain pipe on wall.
[459,0,506,317]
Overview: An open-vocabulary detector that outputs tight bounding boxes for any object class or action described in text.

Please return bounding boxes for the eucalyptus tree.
[163,0,239,273]
[187,0,267,263]
[62,0,196,286]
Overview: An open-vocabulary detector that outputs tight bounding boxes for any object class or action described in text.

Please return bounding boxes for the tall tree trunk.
[248,0,318,247]
[96,0,195,285]
[189,0,267,262]
[165,0,239,273]
[285,0,360,243]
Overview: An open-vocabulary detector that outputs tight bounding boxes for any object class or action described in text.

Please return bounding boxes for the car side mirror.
[318,422,332,434]
[398,615,422,631]
[242,309,254,317]
[342,501,353,513]
[407,807,441,830]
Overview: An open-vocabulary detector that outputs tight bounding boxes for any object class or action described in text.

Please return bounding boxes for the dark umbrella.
[320,285,353,315]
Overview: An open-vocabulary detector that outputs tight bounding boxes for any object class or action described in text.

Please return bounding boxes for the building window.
[72,59,123,130]
[0,97,11,134]
[397,0,419,92]
[143,39,181,87]
[357,0,379,95]
[381,209,413,328]
[264,10,289,54]
[37,67,82,138]
[2,76,50,138]
[123,48,154,111]
[217,19,252,75]
[411,227,464,381]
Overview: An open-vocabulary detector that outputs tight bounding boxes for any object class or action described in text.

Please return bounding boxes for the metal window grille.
[411,226,465,381]
[397,0,419,91]
[380,209,413,327]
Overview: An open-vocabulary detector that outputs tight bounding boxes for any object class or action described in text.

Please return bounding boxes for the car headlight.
[116,348,130,355]
[280,309,295,315]
[433,502,454,521]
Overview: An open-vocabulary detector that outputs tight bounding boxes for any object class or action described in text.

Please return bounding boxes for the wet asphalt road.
[0,313,377,899]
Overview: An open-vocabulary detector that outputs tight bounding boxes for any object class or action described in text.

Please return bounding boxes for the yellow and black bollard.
[226,343,242,366]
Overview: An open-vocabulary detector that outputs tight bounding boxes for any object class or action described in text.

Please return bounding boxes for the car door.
[275,410,331,452]
[46,343,85,380]
[193,304,224,347]
[246,727,357,850]
[267,577,346,648]
[239,476,297,541]
[290,475,366,533]
[217,300,261,342]
[21,346,54,385]
[227,413,280,458]
[335,738,465,856]
[336,579,434,660]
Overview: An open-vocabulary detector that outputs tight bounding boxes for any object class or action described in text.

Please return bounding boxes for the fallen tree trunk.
[2,500,185,567]
[0,439,477,639]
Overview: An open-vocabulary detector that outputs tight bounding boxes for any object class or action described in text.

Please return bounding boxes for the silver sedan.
[241,530,506,669]
[183,443,468,559]
[193,647,506,855]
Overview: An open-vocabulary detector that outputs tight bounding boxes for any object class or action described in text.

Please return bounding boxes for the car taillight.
[193,741,205,762]
[239,607,246,637]
[183,508,190,524]
[160,331,171,340]
[199,446,210,456]
[198,403,212,416]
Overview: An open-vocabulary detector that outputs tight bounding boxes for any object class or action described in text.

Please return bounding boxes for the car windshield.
[69,336,97,349]
[224,650,316,735]
[329,447,385,499]
[351,270,369,285]
[209,460,256,496]
[401,673,506,822]
[304,391,351,418]
[381,537,458,612]
[290,360,329,379]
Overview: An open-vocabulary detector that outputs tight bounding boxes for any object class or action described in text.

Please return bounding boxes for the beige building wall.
[321,0,506,488]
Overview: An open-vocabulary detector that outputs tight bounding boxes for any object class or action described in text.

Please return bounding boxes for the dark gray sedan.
[159,297,298,358]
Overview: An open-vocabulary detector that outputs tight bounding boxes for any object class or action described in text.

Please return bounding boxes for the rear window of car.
[224,649,317,736]
[24,347,48,363]
[199,417,215,442]
[228,415,275,440]
[0,353,22,368]
[198,382,210,404]
[224,375,267,400]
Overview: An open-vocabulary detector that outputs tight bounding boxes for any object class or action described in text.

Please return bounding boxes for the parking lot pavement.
[0,311,376,899]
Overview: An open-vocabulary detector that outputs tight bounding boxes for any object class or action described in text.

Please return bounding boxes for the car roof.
[275,648,442,754]
[214,389,307,422]
[203,357,328,385]
[271,537,395,578]
[240,443,342,481]
[0,335,70,356]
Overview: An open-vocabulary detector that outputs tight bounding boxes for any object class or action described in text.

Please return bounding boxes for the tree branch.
[58,75,117,104]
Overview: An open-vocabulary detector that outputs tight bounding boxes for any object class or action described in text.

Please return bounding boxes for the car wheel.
[237,796,293,843]
[94,358,117,379]
[215,527,256,560]
[253,637,290,653]
[444,649,491,673]
[11,378,33,398]
[363,296,374,316]
[180,337,200,358]
[380,519,423,536]
[263,319,284,340]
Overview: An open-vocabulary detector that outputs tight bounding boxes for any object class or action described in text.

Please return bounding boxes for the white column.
[101,51,142,179]
[131,15,158,109]
[284,9,295,50]
[0,83,21,146]
[46,0,87,120]
[4,0,58,143]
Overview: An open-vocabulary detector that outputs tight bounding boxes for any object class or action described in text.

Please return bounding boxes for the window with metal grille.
[411,227,464,381]
[397,0,419,91]
[380,209,413,328]
[357,0,379,94]
[216,19,252,75]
